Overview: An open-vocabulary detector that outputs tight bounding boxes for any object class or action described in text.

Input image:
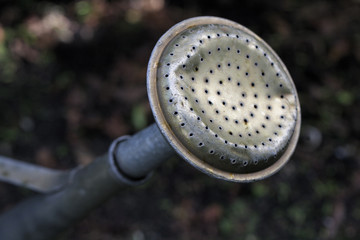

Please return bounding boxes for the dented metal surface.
[148,16,301,182]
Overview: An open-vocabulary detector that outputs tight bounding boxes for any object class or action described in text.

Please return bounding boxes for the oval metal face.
[147,17,301,182]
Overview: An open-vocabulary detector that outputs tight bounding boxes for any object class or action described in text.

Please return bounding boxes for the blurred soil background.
[0,0,360,239]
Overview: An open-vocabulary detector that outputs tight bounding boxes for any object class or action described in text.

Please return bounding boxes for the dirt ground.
[0,0,359,239]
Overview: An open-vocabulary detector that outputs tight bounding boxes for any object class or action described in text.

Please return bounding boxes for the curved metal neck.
[0,155,71,193]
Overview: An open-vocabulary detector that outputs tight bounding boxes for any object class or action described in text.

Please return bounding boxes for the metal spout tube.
[0,123,174,240]
[115,123,175,179]
[0,155,121,240]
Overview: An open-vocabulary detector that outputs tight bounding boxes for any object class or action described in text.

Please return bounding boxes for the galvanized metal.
[0,124,173,240]
[114,123,174,179]
[0,155,122,240]
[147,16,301,182]
[0,155,70,193]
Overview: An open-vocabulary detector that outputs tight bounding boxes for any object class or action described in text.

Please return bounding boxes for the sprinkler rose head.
[147,16,301,182]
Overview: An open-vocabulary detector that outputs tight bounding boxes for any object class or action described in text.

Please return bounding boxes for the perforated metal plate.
[147,16,301,182]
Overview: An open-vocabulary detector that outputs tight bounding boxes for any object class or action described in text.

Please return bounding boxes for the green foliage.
[131,105,148,131]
